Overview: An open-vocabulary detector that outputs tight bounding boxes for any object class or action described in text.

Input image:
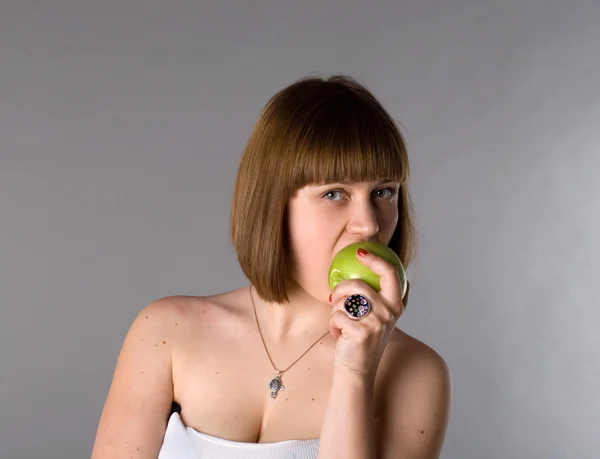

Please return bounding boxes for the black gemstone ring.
[344,294,371,320]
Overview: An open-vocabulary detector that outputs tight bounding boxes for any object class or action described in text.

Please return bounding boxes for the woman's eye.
[323,188,398,201]
[323,190,344,200]
[376,187,398,199]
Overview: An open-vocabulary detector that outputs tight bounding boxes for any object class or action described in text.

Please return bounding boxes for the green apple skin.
[328,242,407,298]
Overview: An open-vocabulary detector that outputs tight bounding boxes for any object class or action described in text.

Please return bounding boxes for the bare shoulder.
[376,329,451,409]
[124,294,205,346]
[144,293,236,330]
[383,328,450,377]
[148,293,210,320]
[374,329,452,459]
[91,294,209,458]
[141,288,251,347]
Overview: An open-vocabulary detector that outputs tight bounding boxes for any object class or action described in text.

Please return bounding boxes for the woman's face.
[285,180,400,304]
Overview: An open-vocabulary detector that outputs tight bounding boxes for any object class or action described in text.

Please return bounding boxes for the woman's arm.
[90,297,181,459]
[317,343,452,459]
[324,250,452,459]
[317,368,378,459]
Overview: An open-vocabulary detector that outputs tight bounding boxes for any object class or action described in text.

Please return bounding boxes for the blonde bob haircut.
[230,75,417,304]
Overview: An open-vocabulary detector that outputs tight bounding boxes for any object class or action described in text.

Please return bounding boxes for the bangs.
[271,85,409,192]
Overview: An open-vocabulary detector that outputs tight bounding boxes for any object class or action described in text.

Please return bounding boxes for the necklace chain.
[250,285,330,376]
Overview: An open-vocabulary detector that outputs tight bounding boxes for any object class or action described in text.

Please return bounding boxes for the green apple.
[328,242,407,297]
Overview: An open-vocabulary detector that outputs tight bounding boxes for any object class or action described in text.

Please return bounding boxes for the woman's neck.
[249,281,332,345]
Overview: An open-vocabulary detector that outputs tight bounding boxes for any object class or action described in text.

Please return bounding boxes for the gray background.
[1,1,599,458]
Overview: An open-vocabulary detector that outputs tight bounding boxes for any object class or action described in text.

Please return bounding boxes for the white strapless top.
[157,412,320,459]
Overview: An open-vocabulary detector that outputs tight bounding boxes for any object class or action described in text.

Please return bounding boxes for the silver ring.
[344,294,371,320]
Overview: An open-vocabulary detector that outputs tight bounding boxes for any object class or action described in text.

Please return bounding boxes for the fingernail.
[357,248,368,257]
[328,293,333,303]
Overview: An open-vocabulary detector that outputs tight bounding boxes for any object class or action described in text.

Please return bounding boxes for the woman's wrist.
[329,365,376,407]
[332,364,376,389]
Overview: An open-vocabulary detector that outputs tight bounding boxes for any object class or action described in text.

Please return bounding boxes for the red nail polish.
[357,248,368,257]
[328,294,332,303]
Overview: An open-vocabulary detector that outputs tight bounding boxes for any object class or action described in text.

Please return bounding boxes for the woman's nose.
[347,203,379,237]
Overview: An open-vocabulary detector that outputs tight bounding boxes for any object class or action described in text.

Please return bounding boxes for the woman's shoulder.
[376,328,451,398]
[138,287,252,336]
[135,294,207,329]
[142,288,239,317]
[386,328,448,365]
[373,329,452,454]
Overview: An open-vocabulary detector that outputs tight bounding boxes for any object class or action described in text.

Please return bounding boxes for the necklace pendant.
[269,373,285,399]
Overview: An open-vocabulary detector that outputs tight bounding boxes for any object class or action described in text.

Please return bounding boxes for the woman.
[91,75,452,459]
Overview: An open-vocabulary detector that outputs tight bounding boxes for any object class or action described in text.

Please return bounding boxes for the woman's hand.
[328,247,410,378]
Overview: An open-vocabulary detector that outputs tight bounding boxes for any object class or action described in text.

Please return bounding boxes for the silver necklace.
[250,285,330,399]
